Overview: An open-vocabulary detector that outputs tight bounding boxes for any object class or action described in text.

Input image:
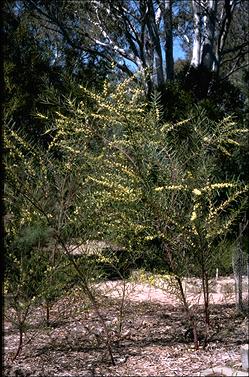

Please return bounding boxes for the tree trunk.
[162,0,174,80]
[190,0,202,67]
[146,0,165,87]
[201,0,217,71]
[46,300,50,326]
[58,237,116,365]
[13,327,23,361]
[175,276,199,350]
[233,222,244,312]
[214,0,234,75]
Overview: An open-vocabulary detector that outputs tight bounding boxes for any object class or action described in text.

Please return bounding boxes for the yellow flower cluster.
[61,145,80,154]
[191,224,198,235]
[186,171,193,179]
[73,206,81,215]
[207,217,234,239]
[197,182,237,193]
[103,80,109,97]
[114,76,136,95]
[190,202,200,222]
[207,182,236,190]
[106,161,137,180]
[207,185,249,223]
[144,231,165,241]
[225,138,240,146]
[192,188,202,196]
[87,176,140,202]
[160,118,191,133]
[132,223,146,232]
[20,208,36,225]
[155,184,187,192]
[79,85,103,103]
[9,130,32,151]
[144,235,157,241]
[55,111,68,119]
[36,112,48,120]
[155,107,160,122]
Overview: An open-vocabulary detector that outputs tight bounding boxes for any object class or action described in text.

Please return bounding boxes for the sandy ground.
[95,275,249,306]
[4,275,249,376]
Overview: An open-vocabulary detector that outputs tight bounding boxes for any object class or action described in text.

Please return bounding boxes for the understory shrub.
[41,77,248,348]
[5,76,248,354]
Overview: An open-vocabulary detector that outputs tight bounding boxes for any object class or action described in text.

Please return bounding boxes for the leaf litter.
[4,276,248,376]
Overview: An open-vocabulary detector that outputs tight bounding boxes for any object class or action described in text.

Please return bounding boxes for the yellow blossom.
[155,184,186,192]
[192,188,202,196]
[145,235,156,241]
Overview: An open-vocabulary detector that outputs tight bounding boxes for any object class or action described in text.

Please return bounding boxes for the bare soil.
[4,276,249,376]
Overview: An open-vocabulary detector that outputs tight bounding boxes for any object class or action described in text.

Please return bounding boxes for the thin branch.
[221,62,249,81]
[222,41,249,56]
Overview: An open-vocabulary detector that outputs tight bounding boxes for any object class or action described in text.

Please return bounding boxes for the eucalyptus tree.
[189,0,249,76]
[22,0,248,97]
[22,0,175,96]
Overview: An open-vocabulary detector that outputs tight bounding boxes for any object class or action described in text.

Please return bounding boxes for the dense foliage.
[4,0,249,358]
[5,77,248,280]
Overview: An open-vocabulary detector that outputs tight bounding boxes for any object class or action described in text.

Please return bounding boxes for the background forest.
[3,0,249,374]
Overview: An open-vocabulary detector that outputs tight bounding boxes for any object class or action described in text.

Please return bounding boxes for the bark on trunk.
[191,0,237,76]
[146,0,165,86]
[214,0,234,75]
[161,0,174,80]
[233,222,244,312]
[190,0,202,67]
[201,0,217,71]
[175,276,199,350]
